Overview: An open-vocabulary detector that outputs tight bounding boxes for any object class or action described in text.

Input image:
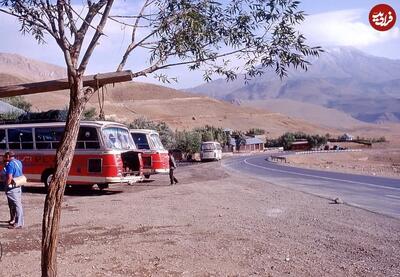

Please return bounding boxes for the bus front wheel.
[42,170,54,189]
[98,184,109,190]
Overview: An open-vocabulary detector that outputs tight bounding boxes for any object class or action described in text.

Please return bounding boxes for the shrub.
[3,96,32,112]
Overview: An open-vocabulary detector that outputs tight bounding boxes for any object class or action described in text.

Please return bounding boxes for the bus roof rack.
[0,110,68,125]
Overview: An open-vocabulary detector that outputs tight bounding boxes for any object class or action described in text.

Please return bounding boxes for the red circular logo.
[369,4,396,31]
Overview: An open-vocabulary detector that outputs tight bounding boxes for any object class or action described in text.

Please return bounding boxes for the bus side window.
[0,129,6,149]
[35,127,64,149]
[8,128,33,149]
[76,127,100,149]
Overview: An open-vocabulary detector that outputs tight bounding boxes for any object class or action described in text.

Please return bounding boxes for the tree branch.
[0,5,58,42]
[78,0,114,74]
[71,0,107,62]
[131,48,247,78]
[116,0,152,72]
[63,0,78,36]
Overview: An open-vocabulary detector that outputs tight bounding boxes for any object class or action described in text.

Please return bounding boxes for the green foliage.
[193,125,228,145]
[278,132,327,150]
[0,111,22,121]
[351,136,386,143]
[83,107,97,120]
[129,117,175,149]
[151,0,322,81]
[279,132,296,150]
[374,136,386,143]
[174,130,202,154]
[265,138,281,148]
[231,130,247,149]
[247,128,265,136]
[3,96,32,112]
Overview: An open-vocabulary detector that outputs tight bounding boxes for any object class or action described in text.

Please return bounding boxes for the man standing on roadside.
[169,151,178,185]
[4,151,24,229]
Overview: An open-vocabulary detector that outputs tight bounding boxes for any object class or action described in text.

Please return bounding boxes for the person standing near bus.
[168,151,178,185]
[1,160,15,225]
[4,151,24,229]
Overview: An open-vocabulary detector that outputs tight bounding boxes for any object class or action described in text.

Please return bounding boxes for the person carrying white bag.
[4,151,25,229]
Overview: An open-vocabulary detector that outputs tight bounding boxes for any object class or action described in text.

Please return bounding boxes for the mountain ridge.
[188,46,400,124]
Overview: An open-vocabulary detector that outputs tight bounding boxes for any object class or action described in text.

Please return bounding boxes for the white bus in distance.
[200,141,222,161]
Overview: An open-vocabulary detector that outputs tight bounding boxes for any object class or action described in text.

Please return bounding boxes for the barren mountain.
[1,52,399,142]
[0,52,66,82]
[0,52,334,137]
[189,47,400,123]
[240,99,367,129]
[23,82,334,137]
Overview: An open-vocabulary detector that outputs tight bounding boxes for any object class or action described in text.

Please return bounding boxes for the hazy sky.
[0,0,399,88]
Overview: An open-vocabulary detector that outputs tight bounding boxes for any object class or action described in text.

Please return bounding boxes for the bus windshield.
[131,133,150,150]
[103,127,135,150]
[201,143,216,151]
[150,133,164,150]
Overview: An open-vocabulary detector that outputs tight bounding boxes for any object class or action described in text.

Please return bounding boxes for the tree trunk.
[41,76,87,277]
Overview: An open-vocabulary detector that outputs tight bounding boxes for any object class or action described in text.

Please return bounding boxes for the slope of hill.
[22,82,334,137]
[1,51,400,143]
[0,52,335,137]
[189,47,400,123]
[0,53,66,82]
[240,99,368,129]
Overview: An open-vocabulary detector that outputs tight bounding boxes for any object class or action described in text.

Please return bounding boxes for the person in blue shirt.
[1,160,15,225]
[4,151,24,229]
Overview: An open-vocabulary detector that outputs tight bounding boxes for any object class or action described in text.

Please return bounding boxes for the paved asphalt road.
[223,154,400,219]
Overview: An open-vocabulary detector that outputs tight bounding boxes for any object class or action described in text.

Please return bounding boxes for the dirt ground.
[285,146,400,178]
[0,159,399,276]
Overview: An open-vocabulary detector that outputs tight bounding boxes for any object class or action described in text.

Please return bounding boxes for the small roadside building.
[230,136,265,152]
[340,133,354,141]
[289,140,311,151]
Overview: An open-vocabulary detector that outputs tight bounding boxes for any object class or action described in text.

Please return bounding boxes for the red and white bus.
[130,129,169,178]
[0,121,144,189]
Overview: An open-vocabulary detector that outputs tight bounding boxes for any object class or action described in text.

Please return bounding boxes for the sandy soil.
[0,160,399,276]
[286,147,400,178]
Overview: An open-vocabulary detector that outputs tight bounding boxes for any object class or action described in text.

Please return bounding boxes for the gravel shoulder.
[0,160,399,276]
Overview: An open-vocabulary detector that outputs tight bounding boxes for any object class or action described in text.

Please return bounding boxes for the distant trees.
[129,117,175,149]
[247,128,265,136]
[277,132,327,150]
[3,96,32,112]
[174,130,202,155]
[129,119,228,154]
[194,125,228,145]
[82,107,97,120]
[231,131,247,150]
[0,111,21,121]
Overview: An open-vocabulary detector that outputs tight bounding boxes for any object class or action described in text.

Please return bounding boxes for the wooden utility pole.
[0,70,132,98]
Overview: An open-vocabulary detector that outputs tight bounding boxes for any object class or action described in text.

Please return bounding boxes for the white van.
[200,141,222,161]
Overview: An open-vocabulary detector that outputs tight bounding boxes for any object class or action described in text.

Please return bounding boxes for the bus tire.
[42,169,54,189]
[144,174,150,179]
[97,184,109,190]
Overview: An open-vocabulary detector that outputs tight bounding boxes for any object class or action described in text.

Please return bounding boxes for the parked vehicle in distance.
[0,121,144,189]
[130,129,169,178]
[200,141,222,161]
